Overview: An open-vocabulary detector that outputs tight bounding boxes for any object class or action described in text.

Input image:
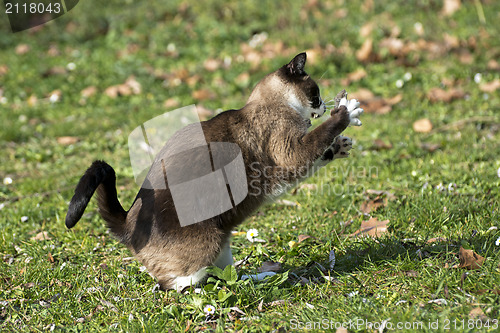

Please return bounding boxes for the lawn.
[1,0,500,331]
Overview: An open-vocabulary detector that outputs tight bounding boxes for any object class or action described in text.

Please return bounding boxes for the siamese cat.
[66,53,362,291]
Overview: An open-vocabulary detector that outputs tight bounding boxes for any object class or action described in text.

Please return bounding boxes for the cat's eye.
[311,96,321,108]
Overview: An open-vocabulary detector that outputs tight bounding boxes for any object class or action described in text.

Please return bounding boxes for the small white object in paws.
[339,97,363,126]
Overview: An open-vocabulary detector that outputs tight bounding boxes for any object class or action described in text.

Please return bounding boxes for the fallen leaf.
[428,298,447,305]
[203,58,220,72]
[426,237,446,244]
[57,136,79,145]
[413,118,433,133]
[163,98,180,109]
[42,66,67,77]
[196,105,215,120]
[458,247,485,270]
[30,231,51,241]
[125,76,141,94]
[341,68,367,86]
[371,139,393,150]
[441,0,461,16]
[365,189,396,200]
[427,87,464,103]
[48,252,54,263]
[27,95,38,107]
[469,307,489,322]
[0,65,8,76]
[356,38,375,63]
[479,79,500,93]
[487,59,500,70]
[351,217,390,238]
[419,143,441,152]
[257,261,282,273]
[298,234,313,243]
[15,44,30,55]
[360,196,386,214]
[275,199,300,207]
[80,86,97,98]
[192,89,215,101]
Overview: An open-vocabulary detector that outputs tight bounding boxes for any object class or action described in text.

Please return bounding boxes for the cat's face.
[278,53,327,121]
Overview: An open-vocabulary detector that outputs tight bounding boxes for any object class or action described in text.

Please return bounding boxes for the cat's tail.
[65,160,127,237]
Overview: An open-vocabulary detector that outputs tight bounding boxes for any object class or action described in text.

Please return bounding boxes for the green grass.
[1,0,500,331]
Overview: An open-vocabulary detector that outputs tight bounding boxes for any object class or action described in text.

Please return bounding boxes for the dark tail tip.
[65,160,116,229]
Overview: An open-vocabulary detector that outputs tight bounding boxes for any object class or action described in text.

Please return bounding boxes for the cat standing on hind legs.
[65,52,363,291]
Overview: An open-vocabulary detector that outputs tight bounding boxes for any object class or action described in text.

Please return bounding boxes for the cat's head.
[247,52,327,121]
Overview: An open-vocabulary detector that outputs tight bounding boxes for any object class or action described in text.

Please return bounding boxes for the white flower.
[246,229,259,242]
[474,73,482,84]
[497,167,500,178]
[339,97,363,126]
[3,177,13,185]
[49,93,59,103]
[403,72,412,81]
[21,216,28,222]
[66,62,76,71]
[395,79,404,88]
[0,97,7,104]
[495,236,500,246]
[203,304,216,315]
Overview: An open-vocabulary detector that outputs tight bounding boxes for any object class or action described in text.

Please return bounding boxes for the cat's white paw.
[333,135,352,159]
[339,97,363,126]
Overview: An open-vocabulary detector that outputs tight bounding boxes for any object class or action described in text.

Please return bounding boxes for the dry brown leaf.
[458,247,485,270]
[196,105,215,121]
[427,87,464,103]
[30,231,51,241]
[163,98,180,109]
[371,139,393,150]
[479,79,500,93]
[42,66,67,77]
[0,64,8,76]
[298,234,314,243]
[125,76,141,94]
[48,252,55,263]
[349,89,401,114]
[413,118,433,133]
[426,237,446,244]
[192,89,215,101]
[487,59,500,70]
[203,58,220,72]
[235,72,250,87]
[336,328,348,333]
[365,189,396,200]
[27,95,38,107]
[356,39,374,63]
[104,86,119,98]
[15,44,30,55]
[257,261,282,273]
[57,136,79,145]
[441,0,461,16]
[351,217,390,238]
[360,22,374,37]
[81,86,97,98]
[419,143,441,152]
[360,197,386,214]
[469,307,489,322]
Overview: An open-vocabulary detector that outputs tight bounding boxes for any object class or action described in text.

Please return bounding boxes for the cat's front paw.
[339,97,363,126]
[332,135,352,159]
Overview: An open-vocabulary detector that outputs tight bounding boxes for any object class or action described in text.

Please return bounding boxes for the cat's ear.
[286,53,307,76]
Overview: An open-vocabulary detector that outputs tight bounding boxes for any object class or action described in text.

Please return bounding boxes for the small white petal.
[3,177,13,185]
[21,216,28,222]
